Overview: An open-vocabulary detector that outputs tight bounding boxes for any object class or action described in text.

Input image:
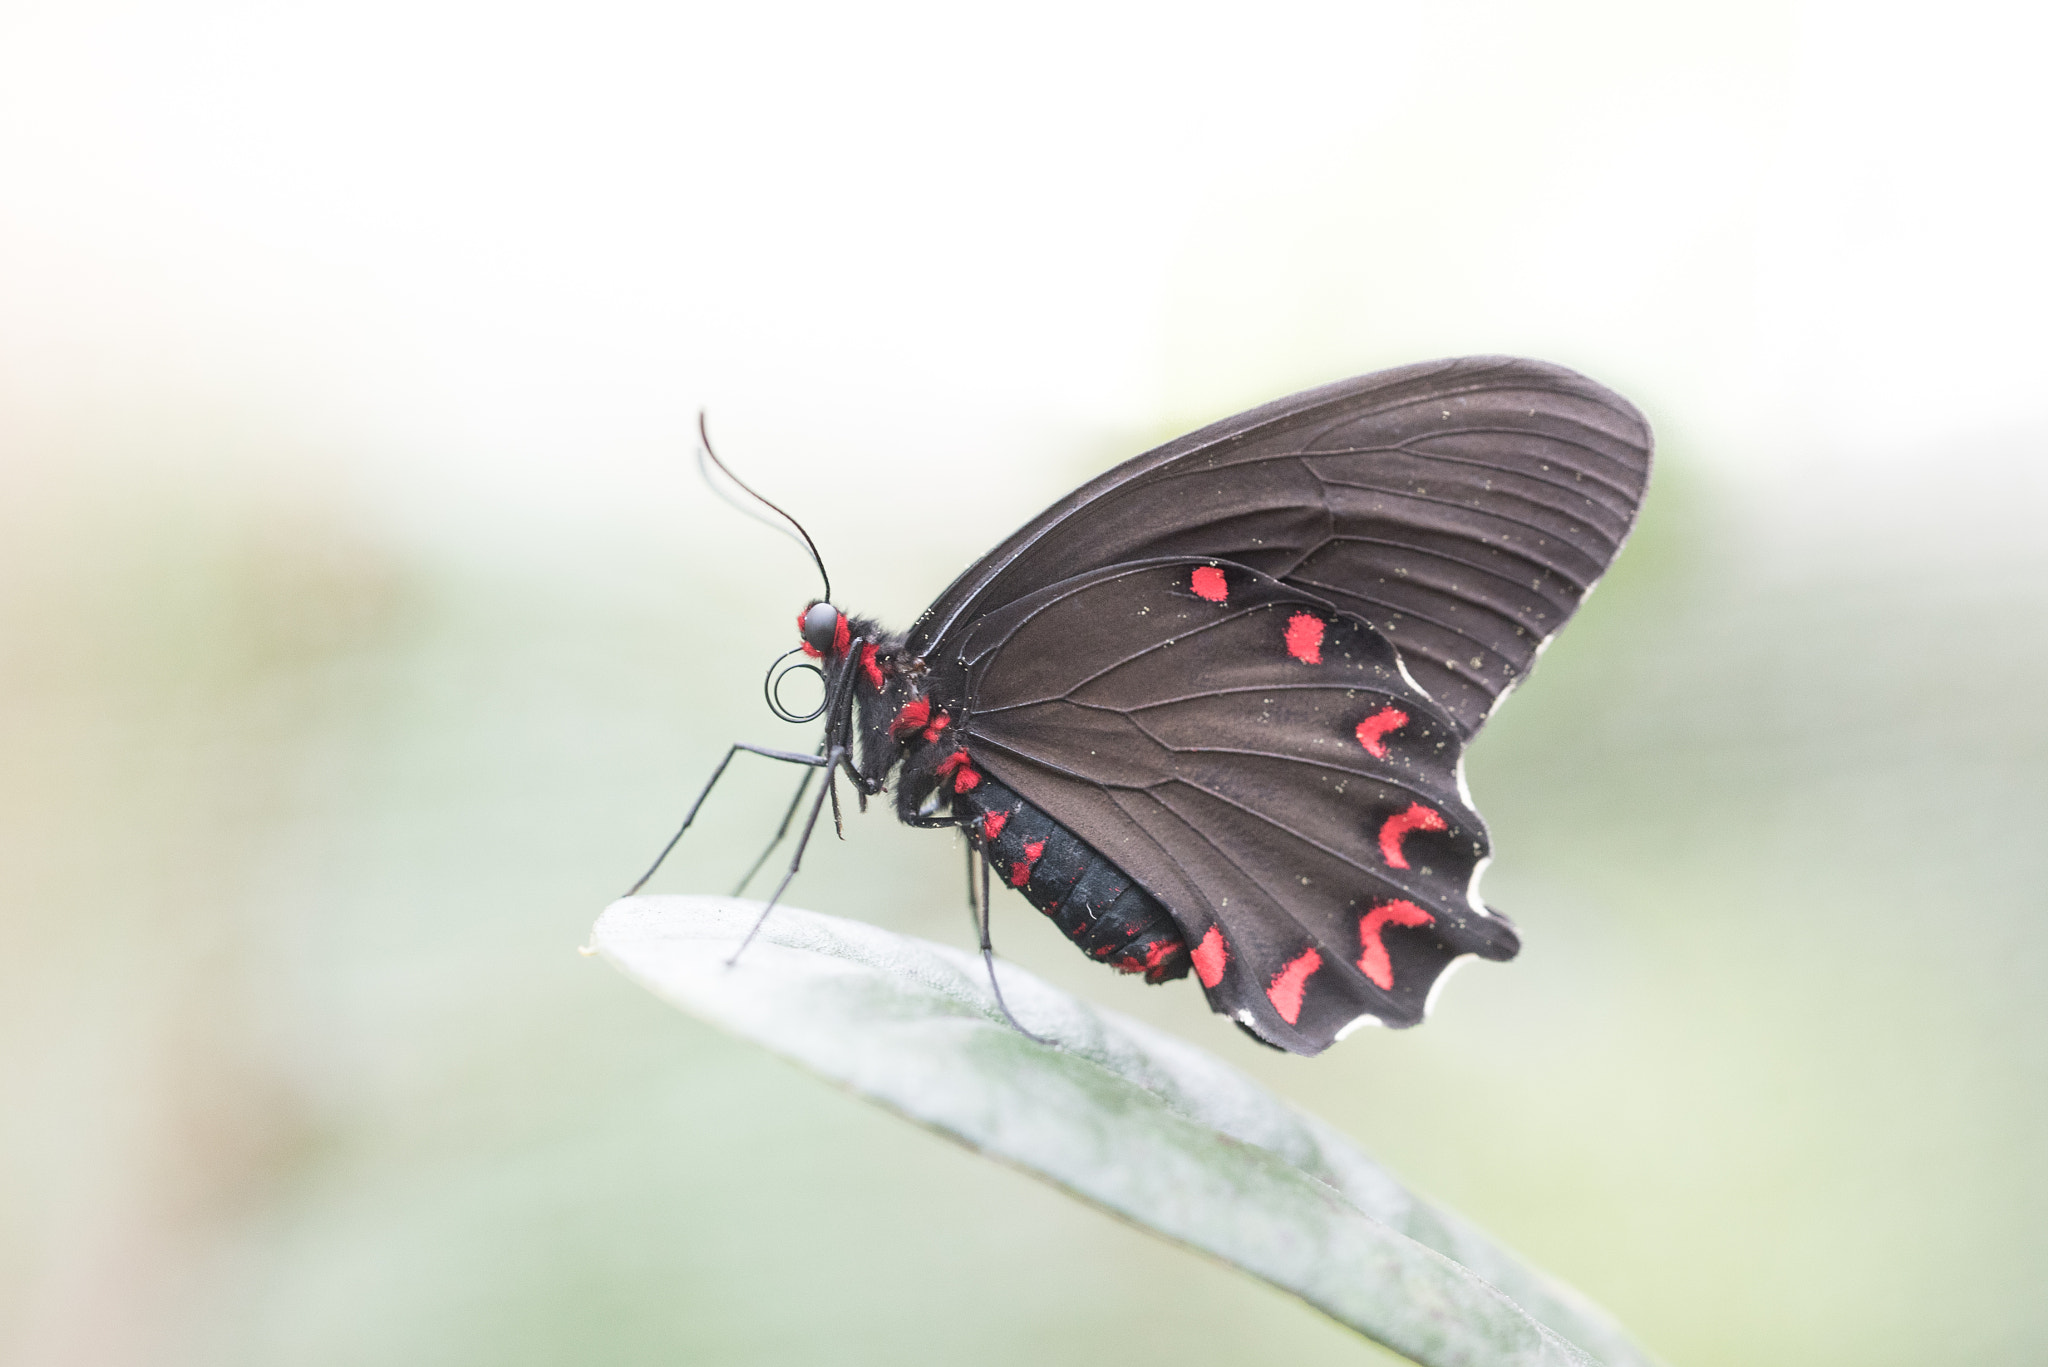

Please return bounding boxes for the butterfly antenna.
[696,410,832,603]
[697,445,807,552]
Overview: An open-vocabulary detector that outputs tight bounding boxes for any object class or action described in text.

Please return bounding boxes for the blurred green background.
[3,2,2044,1364]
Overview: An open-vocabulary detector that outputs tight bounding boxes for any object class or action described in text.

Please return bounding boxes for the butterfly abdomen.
[955,775,1190,984]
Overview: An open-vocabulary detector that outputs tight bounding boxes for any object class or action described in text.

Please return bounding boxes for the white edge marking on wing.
[1334,1013,1385,1041]
[1422,953,1474,1018]
[1392,650,1427,696]
[1465,851,1494,916]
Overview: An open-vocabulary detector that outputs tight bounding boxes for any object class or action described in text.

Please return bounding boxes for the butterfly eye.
[801,602,842,653]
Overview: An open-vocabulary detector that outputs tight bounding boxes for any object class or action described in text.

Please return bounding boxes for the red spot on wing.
[1009,839,1045,887]
[1378,803,1448,869]
[1266,948,1322,1025]
[890,698,930,739]
[1191,566,1228,603]
[859,642,885,690]
[1284,613,1325,664]
[1191,927,1229,988]
[1356,900,1435,990]
[1354,707,1409,758]
[980,810,1008,841]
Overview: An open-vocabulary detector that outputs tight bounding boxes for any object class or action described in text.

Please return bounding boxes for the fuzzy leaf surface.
[594,896,1657,1367]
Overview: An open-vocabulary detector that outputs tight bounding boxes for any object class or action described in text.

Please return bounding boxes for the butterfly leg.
[961,839,983,941]
[625,741,831,897]
[727,745,846,967]
[972,839,1048,1045]
[730,765,818,897]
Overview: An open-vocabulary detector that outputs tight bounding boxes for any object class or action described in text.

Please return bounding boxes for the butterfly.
[634,356,1652,1055]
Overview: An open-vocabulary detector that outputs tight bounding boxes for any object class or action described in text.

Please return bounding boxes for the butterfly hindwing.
[910,356,1652,736]
[936,558,1518,1053]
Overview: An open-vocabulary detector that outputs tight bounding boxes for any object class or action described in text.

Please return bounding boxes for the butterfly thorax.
[792,603,963,814]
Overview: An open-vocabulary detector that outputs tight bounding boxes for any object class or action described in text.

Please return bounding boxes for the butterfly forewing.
[909,356,1652,736]
[938,559,1518,1053]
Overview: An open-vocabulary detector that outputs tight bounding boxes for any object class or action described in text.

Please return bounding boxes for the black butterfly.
[634,356,1652,1055]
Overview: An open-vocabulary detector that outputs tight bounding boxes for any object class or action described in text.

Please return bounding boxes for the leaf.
[592,896,1660,1367]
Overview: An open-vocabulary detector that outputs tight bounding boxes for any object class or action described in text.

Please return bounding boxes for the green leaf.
[593,896,1659,1367]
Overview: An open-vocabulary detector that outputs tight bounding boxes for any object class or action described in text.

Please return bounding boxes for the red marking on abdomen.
[1354,707,1409,758]
[1191,566,1228,603]
[890,698,930,739]
[936,749,980,793]
[860,642,885,690]
[1356,900,1434,990]
[1284,613,1325,664]
[1192,927,1229,988]
[1113,939,1183,977]
[980,810,1008,841]
[1266,948,1322,1025]
[1009,839,1045,886]
[1378,803,1448,869]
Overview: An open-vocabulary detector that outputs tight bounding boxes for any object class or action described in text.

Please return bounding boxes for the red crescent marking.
[1266,948,1322,1025]
[797,609,821,659]
[1191,927,1229,988]
[1284,613,1325,664]
[860,642,885,690]
[1378,803,1448,869]
[1009,839,1045,887]
[1356,900,1434,990]
[1353,707,1409,758]
[1191,566,1228,603]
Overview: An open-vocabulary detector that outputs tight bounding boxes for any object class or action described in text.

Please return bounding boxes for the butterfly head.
[797,601,850,658]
